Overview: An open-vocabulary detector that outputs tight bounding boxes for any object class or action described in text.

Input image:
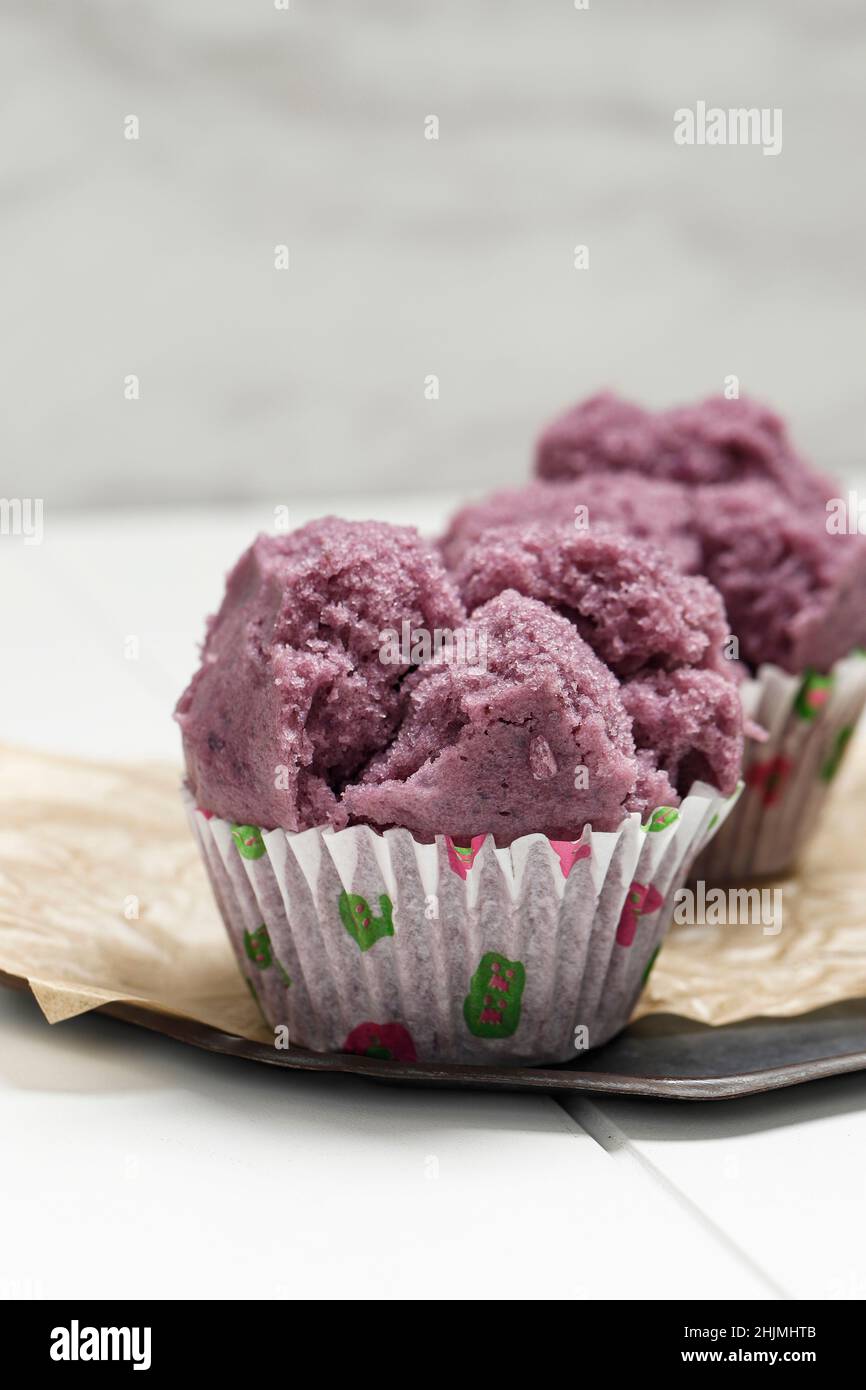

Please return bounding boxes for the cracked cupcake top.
[342,590,642,844]
[694,480,866,672]
[177,516,743,844]
[440,473,701,574]
[175,518,465,832]
[446,392,866,674]
[536,391,835,506]
[455,524,730,678]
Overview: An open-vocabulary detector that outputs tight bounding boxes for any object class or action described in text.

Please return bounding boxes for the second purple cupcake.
[444,392,866,877]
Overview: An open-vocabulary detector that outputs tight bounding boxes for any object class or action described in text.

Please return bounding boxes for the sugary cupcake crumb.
[440,473,701,573]
[531,392,866,672]
[535,391,658,483]
[176,518,465,830]
[695,482,866,671]
[342,591,642,843]
[536,391,834,506]
[621,667,744,803]
[456,523,731,677]
[178,514,745,843]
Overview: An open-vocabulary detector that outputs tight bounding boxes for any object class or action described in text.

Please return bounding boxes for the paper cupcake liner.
[695,650,866,881]
[186,782,736,1067]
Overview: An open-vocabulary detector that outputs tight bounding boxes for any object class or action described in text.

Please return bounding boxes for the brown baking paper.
[1,741,865,1043]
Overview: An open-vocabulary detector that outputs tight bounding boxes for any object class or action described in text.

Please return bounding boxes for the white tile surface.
[0,989,774,1300]
[562,1087,866,1301]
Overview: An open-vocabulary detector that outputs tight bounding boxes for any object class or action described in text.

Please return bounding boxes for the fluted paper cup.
[695,651,866,881]
[186,783,736,1066]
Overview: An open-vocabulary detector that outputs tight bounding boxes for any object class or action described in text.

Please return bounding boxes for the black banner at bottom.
[0,1299,857,1372]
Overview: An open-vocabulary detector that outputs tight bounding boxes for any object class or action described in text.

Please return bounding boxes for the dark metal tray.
[3,968,865,1099]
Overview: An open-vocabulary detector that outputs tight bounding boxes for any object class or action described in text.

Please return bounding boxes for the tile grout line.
[554,1095,791,1300]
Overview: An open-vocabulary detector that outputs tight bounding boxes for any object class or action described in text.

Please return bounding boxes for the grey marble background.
[4,0,865,508]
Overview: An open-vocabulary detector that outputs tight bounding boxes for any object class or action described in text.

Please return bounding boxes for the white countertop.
[2,502,866,1301]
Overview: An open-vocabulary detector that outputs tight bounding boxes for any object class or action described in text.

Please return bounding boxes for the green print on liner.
[338,892,395,952]
[642,806,679,833]
[463,952,526,1039]
[231,824,266,860]
[821,726,854,783]
[244,925,291,986]
[794,671,834,723]
[641,944,662,987]
[244,924,273,969]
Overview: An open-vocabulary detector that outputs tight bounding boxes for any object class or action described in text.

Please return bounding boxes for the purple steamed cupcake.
[178,514,743,1065]
[521,390,866,877]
